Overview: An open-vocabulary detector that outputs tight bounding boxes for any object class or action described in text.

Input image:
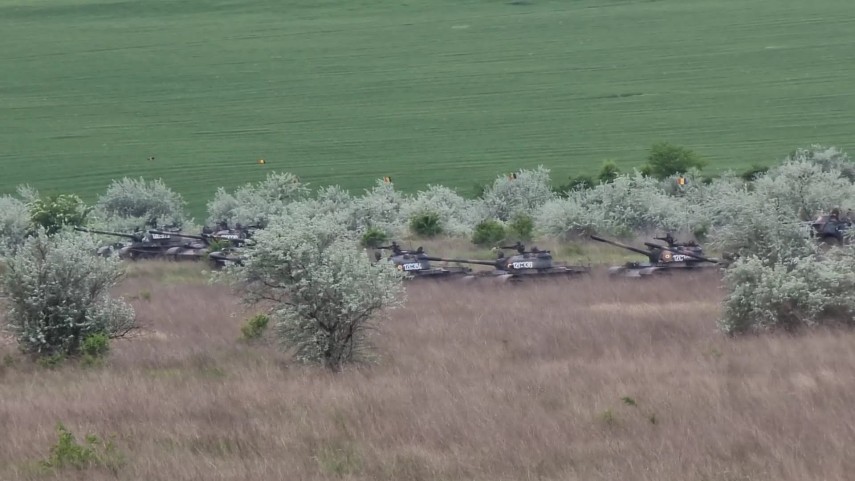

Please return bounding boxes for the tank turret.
[810,212,852,245]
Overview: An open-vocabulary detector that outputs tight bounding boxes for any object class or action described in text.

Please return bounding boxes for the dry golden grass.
[2,262,855,480]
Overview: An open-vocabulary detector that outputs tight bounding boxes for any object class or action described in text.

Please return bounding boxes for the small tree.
[222,212,405,372]
[598,160,621,184]
[0,230,136,358]
[29,194,91,235]
[641,142,706,180]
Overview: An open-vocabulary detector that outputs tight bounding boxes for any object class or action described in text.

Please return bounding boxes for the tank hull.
[607,262,721,278]
[461,266,590,283]
[405,267,473,280]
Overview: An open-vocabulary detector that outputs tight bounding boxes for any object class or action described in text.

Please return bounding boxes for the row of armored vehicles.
[76,216,849,281]
[74,222,256,268]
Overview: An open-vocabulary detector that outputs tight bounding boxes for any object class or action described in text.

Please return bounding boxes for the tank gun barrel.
[422,256,499,267]
[589,235,654,257]
[73,226,142,241]
[642,242,720,264]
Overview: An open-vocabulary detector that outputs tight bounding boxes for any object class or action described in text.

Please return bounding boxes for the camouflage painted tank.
[590,234,722,278]
[371,242,472,279]
[425,242,590,282]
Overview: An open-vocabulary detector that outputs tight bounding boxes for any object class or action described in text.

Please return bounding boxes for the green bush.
[598,160,621,183]
[81,333,110,358]
[206,238,231,254]
[472,220,506,246]
[507,214,534,241]
[240,314,270,340]
[29,194,91,235]
[468,182,488,199]
[740,164,770,181]
[40,422,125,474]
[409,212,443,238]
[360,227,388,249]
[641,142,706,179]
[555,175,595,195]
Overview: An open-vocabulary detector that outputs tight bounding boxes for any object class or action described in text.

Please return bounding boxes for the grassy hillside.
[2,0,855,218]
[3,265,855,480]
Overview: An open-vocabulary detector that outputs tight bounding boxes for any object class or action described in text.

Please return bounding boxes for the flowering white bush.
[787,144,855,181]
[14,184,40,205]
[206,187,241,226]
[220,210,405,372]
[206,172,310,228]
[302,185,359,229]
[481,166,555,222]
[720,250,855,334]
[536,171,709,239]
[400,185,482,237]
[713,153,855,335]
[94,177,190,231]
[751,160,855,220]
[0,230,136,356]
[0,194,32,257]
[351,179,407,236]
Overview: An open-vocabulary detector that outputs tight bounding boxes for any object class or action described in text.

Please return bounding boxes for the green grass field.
[2,0,855,218]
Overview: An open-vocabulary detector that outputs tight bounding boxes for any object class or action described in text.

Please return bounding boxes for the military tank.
[424,242,590,282]
[372,242,472,279]
[810,210,852,245]
[73,226,187,260]
[590,233,722,277]
[148,226,256,267]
